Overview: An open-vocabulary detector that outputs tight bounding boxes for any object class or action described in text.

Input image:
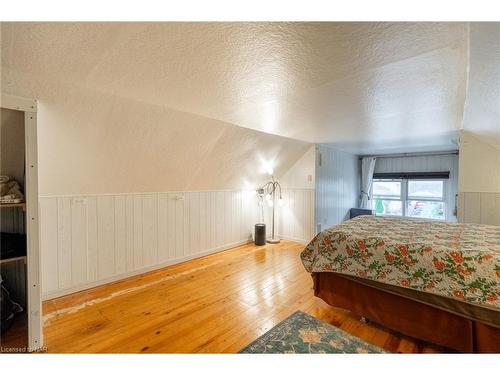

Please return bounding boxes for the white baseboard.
[277,235,311,245]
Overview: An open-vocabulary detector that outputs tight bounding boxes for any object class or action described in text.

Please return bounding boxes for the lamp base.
[267,238,281,244]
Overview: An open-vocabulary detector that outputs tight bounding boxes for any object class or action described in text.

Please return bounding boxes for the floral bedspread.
[301,215,500,310]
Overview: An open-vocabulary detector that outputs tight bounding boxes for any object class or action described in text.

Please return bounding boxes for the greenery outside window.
[372,179,446,220]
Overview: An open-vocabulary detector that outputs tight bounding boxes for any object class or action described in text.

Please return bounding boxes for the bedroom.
[0,1,499,372]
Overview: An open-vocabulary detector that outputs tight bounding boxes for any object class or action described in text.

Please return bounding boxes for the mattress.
[301,215,500,311]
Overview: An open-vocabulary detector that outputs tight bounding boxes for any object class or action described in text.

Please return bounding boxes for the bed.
[301,215,500,353]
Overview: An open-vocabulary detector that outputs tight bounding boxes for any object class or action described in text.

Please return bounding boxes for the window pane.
[372,198,402,216]
[408,180,443,199]
[372,180,401,197]
[407,200,445,220]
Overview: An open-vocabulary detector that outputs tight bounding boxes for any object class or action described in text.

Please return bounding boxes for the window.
[372,179,446,220]
[372,180,403,216]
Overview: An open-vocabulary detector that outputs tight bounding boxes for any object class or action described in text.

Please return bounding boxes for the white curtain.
[360,156,377,209]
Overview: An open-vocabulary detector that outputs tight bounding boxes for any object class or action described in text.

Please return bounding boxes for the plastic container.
[254,223,266,246]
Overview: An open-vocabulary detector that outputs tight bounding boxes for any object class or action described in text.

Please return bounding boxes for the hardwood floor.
[41,241,446,353]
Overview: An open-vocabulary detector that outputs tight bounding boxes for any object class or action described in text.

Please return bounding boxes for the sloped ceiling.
[462,23,500,150]
[1,74,312,195]
[1,22,469,154]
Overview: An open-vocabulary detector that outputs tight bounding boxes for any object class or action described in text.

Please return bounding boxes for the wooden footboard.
[312,272,500,353]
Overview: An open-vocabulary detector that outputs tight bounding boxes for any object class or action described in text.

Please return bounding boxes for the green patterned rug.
[240,311,386,353]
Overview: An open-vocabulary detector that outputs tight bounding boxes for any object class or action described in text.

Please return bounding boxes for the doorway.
[0,94,42,352]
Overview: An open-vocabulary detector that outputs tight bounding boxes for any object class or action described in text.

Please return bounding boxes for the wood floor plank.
[41,241,447,353]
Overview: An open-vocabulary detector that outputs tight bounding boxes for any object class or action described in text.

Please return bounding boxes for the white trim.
[42,239,251,300]
[1,95,42,351]
[24,110,43,351]
[0,93,37,113]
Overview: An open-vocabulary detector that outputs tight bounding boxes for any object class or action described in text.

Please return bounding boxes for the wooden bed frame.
[312,272,500,353]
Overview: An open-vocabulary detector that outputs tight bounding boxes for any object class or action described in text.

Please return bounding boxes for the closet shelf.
[0,255,27,265]
[0,202,26,211]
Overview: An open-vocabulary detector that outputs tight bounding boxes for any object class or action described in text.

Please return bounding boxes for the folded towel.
[0,196,24,204]
[0,178,24,203]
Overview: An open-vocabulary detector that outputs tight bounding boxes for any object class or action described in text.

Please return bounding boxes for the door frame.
[1,93,42,351]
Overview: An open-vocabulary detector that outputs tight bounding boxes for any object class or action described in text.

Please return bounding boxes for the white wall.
[457,24,500,227]
[25,82,309,195]
[461,23,500,151]
[374,153,459,222]
[457,131,500,226]
[458,131,500,193]
[315,145,360,232]
[278,188,315,244]
[277,145,316,243]
[457,192,500,226]
[280,145,315,189]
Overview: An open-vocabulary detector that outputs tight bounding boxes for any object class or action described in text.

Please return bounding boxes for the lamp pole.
[257,176,282,244]
[268,182,279,244]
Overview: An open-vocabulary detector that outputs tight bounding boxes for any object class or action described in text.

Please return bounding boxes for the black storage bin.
[254,223,266,246]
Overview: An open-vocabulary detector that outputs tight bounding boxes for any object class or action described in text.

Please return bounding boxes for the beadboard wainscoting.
[457,192,500,226]
[315,145,360,233]
[40,188,315,298]
[278,188,315,244]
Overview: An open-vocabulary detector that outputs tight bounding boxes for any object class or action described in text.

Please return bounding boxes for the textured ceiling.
[1,22,471,152]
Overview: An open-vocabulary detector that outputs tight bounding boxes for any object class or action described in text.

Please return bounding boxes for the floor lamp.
[257,176,282,244]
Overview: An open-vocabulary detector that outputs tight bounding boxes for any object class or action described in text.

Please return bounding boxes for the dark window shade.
[373,172,450,180]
